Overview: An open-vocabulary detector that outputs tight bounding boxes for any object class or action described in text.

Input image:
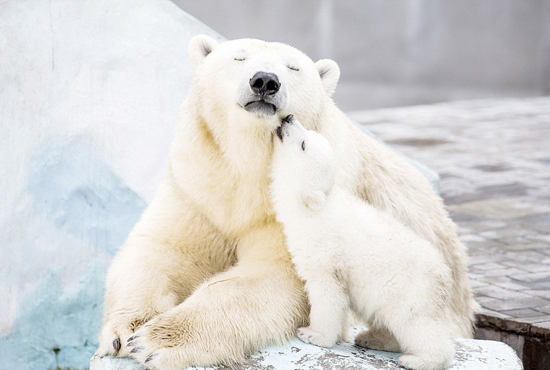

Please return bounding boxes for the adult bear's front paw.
[95,315,152,358]
[95,321,126,358]
[126,309,197,370]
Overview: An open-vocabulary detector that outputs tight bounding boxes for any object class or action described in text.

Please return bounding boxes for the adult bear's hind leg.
[127,223,309,369]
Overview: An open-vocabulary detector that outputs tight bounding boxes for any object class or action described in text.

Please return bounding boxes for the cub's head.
[270,115,337,212]
[188,35,340,130]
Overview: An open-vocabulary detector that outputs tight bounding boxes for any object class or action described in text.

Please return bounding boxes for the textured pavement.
[350,97,550,334]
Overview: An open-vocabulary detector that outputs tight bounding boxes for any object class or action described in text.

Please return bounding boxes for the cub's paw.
[398,354,435,370]
[297,326,335,348]
[398,351,453,370]
[354,329,400,352]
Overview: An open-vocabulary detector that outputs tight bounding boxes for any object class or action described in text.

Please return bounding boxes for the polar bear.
[95,35,477,369]
[270,115,455,370]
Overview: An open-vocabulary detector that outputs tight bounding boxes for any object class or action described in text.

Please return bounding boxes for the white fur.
[96,35,476,370]
[270,118,455,370]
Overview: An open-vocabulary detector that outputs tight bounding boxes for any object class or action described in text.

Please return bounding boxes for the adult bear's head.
[188,35,340,132]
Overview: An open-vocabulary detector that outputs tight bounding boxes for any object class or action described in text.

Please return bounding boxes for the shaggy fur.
[95,35,477,369]
[270,116,455,370]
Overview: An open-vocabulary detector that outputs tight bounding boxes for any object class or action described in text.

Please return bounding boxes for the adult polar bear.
[96,35,477,369]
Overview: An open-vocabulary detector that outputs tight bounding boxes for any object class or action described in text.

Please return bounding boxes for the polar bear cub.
[270,115,455,370]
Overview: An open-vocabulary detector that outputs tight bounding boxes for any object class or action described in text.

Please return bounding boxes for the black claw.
[127,341,135,347]
[145,353,157,363]
[127,335,137,342]
[113,338,121,352]
[130,346,142,354]
[283,114,294,123]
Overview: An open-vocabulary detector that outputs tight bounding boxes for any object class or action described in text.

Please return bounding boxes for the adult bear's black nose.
[250,72,280,95]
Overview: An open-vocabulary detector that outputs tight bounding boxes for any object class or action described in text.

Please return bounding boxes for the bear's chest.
[176,157,275,237]
[208,173,275,235]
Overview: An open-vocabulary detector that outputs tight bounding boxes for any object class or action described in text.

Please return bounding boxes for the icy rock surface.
[91,327,522,370]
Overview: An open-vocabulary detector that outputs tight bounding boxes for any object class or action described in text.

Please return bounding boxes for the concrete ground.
[349,97,550,369]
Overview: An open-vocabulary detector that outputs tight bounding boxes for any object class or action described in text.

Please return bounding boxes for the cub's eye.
[234,57,246,61]
[301,141,306,151]
[288,66,300,71]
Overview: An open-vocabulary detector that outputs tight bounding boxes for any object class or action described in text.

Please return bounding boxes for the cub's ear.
[302,190,327,211]
[189,34,219,69]
[315,59,340,97]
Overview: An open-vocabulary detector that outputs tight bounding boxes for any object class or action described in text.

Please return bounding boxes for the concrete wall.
[173,0,550,111]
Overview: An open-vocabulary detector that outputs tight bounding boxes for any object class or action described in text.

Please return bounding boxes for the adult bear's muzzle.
[250,72,280,95]
[243,71,284,116]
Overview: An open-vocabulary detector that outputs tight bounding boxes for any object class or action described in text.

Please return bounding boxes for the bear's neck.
[173,96,331,188]
[208,119,277,177]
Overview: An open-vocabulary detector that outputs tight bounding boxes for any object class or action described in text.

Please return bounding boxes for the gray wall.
[173,0,550,111]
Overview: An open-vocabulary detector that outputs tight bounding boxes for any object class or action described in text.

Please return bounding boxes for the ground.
[91,327,522,370]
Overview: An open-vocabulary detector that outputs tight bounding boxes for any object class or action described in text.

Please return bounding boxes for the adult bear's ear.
[302,190,327,212]
[189,34,219,69]
[315,59,340,97]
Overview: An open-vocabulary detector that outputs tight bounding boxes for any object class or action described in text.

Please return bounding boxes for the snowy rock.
[90,328,522,370]
[0,0,222,369]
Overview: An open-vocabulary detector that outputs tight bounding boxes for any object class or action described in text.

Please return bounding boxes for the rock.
[0,0,222,369]
[91,328,522,369]
[91,356,148,370]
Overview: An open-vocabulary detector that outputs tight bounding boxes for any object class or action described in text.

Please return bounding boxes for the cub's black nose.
[250,72,280,95]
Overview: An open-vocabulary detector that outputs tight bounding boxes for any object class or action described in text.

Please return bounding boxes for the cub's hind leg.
[392,317,454,370]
